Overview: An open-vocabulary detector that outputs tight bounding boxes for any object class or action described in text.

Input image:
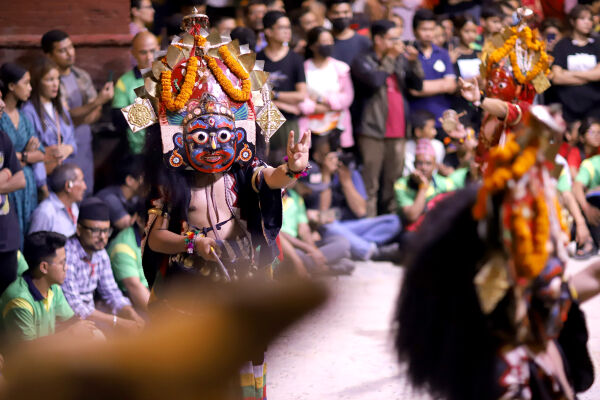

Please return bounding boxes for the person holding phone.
[41,30,114,195]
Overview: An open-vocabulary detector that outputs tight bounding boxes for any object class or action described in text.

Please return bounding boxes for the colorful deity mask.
[485,67,518,102]
[166,95,254,173]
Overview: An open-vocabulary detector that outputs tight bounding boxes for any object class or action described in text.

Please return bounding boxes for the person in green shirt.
[112,31,159,154]
[107,212,149,312]
[395,139,459,226]
[0,231,97,341]
[573,154,600,250]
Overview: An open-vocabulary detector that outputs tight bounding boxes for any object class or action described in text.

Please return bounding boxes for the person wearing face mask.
[326,0,371,67]
[299,27,354,149]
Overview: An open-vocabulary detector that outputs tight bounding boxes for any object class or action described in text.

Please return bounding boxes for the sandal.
[574,241,598,260]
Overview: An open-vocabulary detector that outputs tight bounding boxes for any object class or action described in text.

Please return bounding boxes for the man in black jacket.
[351,19,423,217]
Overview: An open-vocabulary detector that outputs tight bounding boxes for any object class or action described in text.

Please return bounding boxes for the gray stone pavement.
[268,259,600,400]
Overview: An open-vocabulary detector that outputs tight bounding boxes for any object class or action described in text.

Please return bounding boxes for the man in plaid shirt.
[62,197,144,333]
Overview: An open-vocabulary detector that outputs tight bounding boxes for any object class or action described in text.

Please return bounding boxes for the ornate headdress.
[121,8,286,170]
[480,8,552,103]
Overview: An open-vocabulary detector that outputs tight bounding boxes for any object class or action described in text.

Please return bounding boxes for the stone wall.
[0,0,132,87]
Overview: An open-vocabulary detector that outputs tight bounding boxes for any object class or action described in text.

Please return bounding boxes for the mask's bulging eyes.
[191,131,209,144]
[498,82,507,89]
[217,130,232,143]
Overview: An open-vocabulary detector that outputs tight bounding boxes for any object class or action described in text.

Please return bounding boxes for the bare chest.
[187,174,240,239]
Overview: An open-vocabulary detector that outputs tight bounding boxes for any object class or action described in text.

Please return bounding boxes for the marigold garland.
[204,44,251,102]
[512,194,550,278]
[160,56,199,111]
[486,26,550,85]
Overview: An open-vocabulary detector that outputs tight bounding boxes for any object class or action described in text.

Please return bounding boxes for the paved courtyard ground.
[269,259,600,399]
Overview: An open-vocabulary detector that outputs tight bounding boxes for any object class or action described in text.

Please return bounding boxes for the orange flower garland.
[512,195,550,278]
[486,26,550,85]
[204,45,252,102]
[161,56,199,111]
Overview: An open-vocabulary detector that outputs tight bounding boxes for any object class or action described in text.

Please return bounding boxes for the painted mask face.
[184,114,244,173]
[486,67,517,102]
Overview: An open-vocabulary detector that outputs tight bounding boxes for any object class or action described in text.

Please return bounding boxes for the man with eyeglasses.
[62,197,144,333]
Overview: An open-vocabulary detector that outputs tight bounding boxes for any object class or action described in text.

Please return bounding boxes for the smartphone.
[546,33,556,43]
[107,70,114,82]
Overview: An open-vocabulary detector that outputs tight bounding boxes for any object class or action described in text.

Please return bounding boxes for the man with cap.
[394,138,461,230]
[62,197,144,333]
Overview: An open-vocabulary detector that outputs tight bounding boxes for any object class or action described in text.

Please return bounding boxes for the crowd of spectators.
[0,0,599,346]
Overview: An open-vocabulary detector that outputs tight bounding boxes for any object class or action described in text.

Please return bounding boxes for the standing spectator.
[551,5,600,123]
[299,27,354,148]
[130,0,155,37]
[0,231,97,341]
[0,89,27,294]
[62,197,144,332]
[41,29,114,195]
[29,163,86,238]
[408,8,457,135]
[541,17,565,52]
[290,7,320,54]
[244,0,268,52]
[449,14,481,128]
[479,5,504,52]
[257,10,307,164]
[352,19,423,216]
[230,27,257,54]
[211,14,237,36]
[96,156,143,233]
[326,0,371,67]
[107,204,149,313]
[0,63,46,240]
[112,32,159,155]
[22,58,77,176]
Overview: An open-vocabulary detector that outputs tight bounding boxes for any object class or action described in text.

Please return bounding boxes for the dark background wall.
[0,0,132,87]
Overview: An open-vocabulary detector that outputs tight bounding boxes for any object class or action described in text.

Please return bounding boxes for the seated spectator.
[394,139,461,230]
[299,27,354,148]
[280,183,353,276]
[565,117,600,178]
[327,0,371,67]
[107,203,149,312]
[62,197,144,332]
[551,5,600,123]
[408,9,457,135]
[403,110,444,176]
[0,231,97,341]
[0,95,27,294]
[22,58,77,175]
[29,163,86,238]
[304,135,402,261]
[96,155,143,233]
[112,31,159,155]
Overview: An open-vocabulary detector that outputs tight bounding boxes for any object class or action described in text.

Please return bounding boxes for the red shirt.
[385,74,406,139]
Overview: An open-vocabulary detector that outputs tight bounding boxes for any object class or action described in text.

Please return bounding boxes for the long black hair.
[394,185,501,400]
